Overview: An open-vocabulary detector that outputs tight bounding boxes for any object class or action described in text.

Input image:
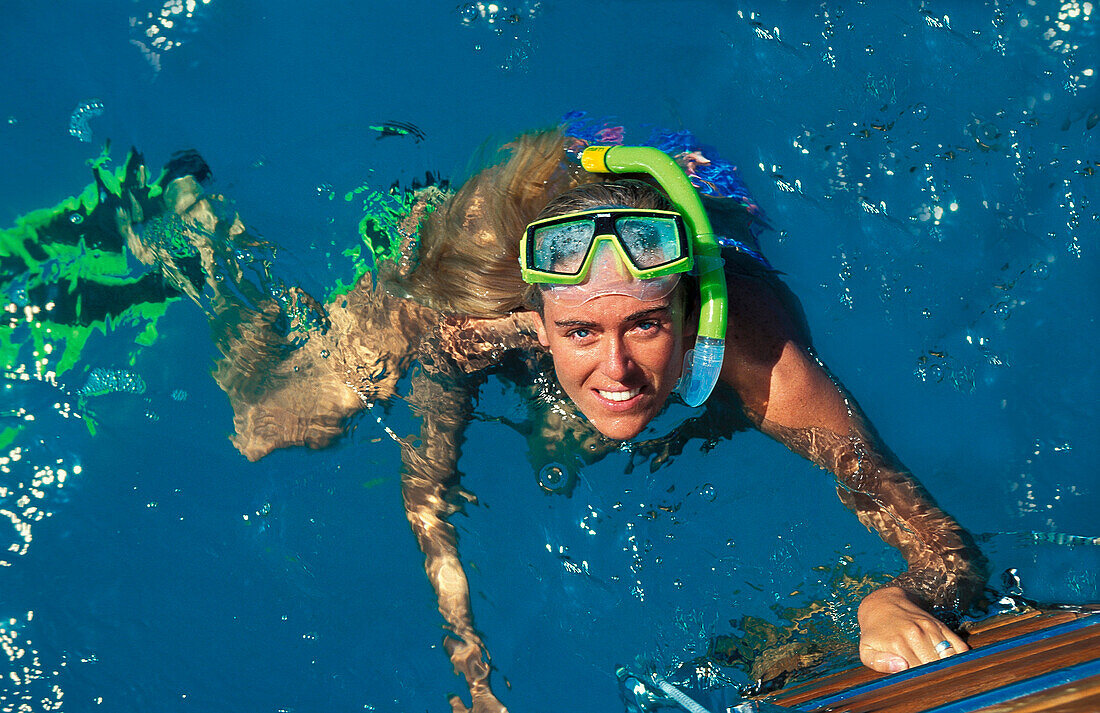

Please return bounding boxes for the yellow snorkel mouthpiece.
[579,145,613,174]
[580,145,727,407]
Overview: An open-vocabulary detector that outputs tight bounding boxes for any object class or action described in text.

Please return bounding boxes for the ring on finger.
[934,640,954,654]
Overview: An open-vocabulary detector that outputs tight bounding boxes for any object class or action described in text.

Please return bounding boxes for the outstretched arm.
[400,364,507,713]
[398,313,550,713]
[719,270,986,672]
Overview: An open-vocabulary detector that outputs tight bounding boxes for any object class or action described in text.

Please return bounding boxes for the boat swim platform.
[747,607,1100,713]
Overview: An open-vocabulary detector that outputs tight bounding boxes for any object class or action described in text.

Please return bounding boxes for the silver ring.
[934,640,954,653]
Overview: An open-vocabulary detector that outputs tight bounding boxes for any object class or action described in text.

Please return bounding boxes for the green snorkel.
[580,145,728,407]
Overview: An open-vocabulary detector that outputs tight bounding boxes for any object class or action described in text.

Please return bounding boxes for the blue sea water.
[1,1,1097,711]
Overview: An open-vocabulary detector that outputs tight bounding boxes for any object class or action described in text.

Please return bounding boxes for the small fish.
[977,531,1100,547]
[368,120,426,144]
[77,367,146,397]
[1025,531,1100,546]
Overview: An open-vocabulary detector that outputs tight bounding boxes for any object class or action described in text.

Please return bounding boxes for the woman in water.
[14,122,986,712]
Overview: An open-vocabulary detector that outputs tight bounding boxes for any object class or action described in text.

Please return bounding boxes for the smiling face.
[532,288,691,440]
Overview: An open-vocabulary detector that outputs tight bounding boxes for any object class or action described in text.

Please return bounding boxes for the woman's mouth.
[596,387,642,402]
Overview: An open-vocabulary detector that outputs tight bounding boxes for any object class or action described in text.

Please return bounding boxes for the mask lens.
[532,219,596,275]
[615,216,683,269]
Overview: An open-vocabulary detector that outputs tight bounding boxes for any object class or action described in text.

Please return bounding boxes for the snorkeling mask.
[520,145,728,407]
[520,208,691,306]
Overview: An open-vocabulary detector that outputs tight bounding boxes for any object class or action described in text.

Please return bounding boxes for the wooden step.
[751,609,1100,713]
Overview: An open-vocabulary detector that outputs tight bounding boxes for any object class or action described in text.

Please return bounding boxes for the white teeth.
[597,388,640,402]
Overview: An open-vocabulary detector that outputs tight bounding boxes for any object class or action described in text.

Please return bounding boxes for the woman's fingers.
[932,627,970,659]
[859,641,911,673]
[870,621,969,670]
[447,689,510,713]
[857,587,970,671]
[903,618,959,665]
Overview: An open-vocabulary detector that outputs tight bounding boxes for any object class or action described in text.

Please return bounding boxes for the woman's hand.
[857,586,968,673]
[444,638,508,713]
[447,685,508,713]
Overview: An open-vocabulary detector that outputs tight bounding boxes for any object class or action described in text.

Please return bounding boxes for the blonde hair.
[389,129,684,318]
[388,129,593,317]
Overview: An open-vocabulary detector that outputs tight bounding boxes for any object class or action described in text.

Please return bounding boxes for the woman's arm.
[403,320,526,712]
[719,270,986,671]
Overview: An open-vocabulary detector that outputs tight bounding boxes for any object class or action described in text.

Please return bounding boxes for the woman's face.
[532,290,690,440]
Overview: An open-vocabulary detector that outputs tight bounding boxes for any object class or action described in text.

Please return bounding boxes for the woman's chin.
[587,413,650,442]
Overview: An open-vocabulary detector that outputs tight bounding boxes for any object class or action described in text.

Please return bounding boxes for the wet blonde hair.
[389,129,589,317]
[390,129,680,318]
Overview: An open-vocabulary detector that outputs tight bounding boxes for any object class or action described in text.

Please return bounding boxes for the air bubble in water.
[537,463,569,493]
[69,100,104,143]
[458,2,478,22]
[699,483,716,502]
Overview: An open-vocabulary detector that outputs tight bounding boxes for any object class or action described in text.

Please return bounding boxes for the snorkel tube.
[580,145,727,407]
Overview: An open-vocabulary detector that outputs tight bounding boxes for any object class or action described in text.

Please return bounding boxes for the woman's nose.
[601,334,633,381]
